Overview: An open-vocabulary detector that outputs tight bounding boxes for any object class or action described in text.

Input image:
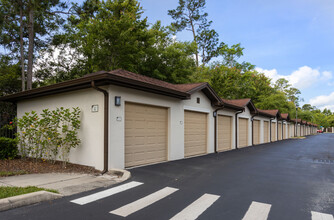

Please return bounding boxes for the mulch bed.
[0,158,101,176]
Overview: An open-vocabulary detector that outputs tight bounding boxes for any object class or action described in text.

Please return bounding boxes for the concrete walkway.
[0,172,126,196]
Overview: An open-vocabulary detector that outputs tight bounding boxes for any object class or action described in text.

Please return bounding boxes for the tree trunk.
[190,20,199,67]
[27,6,34,90]
[19,4,25,91]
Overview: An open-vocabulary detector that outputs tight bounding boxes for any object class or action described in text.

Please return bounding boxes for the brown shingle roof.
[221,98,251,108]
[173,82,207,93]
[291,119,302,123]
[281,113,289,120]
[84,69,186,93]
[257,109,279,117]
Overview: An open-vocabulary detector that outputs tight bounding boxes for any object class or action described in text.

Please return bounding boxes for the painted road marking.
[110,187,179,217]
[311,211,334,220]
[70,181,143,205]
[242,201,272,220]
[169,193,220,220]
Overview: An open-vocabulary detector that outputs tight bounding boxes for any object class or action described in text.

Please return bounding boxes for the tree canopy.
[0,0,331,128]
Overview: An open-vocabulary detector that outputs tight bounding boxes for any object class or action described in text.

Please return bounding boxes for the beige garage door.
[283,124,287,139]
[278,122,282,140]
[238,118,248,148]
[218,115,232,151]
[184,110,207,157]
[271,122,276,141]
[263,121,269,143]
[125,102,168,167]
[253,120,260,145]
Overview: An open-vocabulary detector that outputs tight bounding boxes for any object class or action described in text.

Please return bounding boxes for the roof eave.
[187,83,222,105]
[0,73,190,102]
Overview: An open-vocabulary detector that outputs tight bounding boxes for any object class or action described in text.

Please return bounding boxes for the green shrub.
[0,137,18,159]
[16,107,81,167]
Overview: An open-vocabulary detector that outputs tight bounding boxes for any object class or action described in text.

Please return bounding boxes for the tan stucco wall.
[17,89,105,170]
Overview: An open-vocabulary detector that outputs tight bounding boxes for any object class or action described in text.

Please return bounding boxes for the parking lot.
[2,134,334,220]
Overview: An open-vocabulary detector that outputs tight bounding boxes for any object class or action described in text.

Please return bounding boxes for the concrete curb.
[0,190,62,212]
[106,169,131,182]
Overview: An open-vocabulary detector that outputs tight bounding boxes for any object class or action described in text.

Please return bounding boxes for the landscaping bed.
[0,158,101,177]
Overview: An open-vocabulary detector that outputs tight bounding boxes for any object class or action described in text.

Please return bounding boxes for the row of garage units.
[4,69,319,172]
[120,94,317,169]
[120,97,316,168]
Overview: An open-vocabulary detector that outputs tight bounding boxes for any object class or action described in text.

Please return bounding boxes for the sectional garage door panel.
[238,118,249,148]
[125,103,168,167]
[184,111,208,157]
[263,121,269,143]
[271,122,276,141]
[278,123,282,140]
[253,120,260,145]
[218,115,232,151]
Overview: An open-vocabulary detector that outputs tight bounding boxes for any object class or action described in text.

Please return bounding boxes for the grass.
[0,170,28,177]
[0,186,59,199]
[291,136,306,139]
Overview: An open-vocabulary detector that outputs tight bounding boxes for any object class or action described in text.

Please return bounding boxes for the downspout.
[235,110,244,149]
[269,118,275,142]
[91,81,109,175]
[277,120,279,141]
[281,120,284,140]
[213,107,224,153]
[251,114,258,146]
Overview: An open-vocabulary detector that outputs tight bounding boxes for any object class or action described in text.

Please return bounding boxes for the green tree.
[273,78,301,105]
[302,104,314,111]
[322,108,332,116]
[216,43,255,72]
[43,1,196,84]
[256,92,295,114]
[207,64,273,103]
[168,0,219,66]
[137,21,197,83]
[0,55,21,96]
[0,0,68,90]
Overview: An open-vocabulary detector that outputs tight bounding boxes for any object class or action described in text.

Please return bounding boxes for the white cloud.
[309,92,334,112]
[322,71,333,80]
[256,66,333,89]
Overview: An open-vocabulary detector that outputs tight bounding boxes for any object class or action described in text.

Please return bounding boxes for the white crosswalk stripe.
[311,211,334,220]
[242,201,272,220]
[169,193,220,220]
[70,181,143,205]
[110,187,179,217]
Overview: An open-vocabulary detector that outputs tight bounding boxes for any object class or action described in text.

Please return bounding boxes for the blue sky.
[4,0,332,110]
[137,0,334,111]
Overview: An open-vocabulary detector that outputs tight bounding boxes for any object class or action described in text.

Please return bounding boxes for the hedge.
[0,137,18,159]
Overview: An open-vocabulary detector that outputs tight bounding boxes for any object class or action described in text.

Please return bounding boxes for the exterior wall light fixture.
[115,96,121,106]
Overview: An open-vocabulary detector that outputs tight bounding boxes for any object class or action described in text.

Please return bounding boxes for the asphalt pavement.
[1,133,334,220]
